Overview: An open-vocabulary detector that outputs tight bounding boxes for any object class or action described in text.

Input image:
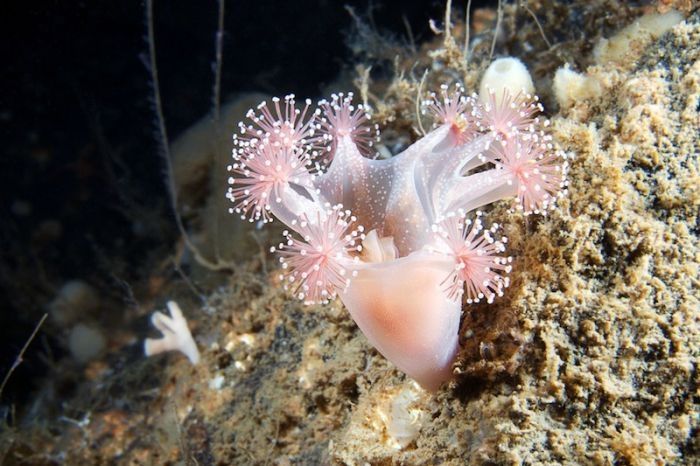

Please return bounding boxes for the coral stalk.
[227,82,567,389]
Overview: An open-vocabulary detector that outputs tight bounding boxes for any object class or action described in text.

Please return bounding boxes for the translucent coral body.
[228,89,567,389]
[341,251,460,390]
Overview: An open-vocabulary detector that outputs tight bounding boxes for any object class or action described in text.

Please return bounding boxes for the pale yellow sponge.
[553,64,602,109]
[478,57,535,105]
[594,10,684,66]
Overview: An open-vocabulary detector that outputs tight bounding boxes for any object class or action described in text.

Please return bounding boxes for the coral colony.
[144,301,200,365]
[227,59,568,390]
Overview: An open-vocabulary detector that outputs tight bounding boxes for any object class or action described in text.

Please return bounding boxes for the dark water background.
[0,0,491,415]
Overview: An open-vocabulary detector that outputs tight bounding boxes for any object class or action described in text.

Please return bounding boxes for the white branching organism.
[144,301,200,364]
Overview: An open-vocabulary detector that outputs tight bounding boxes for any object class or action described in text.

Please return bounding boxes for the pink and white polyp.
[227,88,567,390]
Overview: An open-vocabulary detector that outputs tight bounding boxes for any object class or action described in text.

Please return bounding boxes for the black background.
[0,0,492,412]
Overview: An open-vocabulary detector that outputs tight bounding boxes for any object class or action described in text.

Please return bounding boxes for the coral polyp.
[478,88,544,139]
[489,132,568,214]
[274,205,364,305]
[317,92,380,158]
[233,94,321,153]
[226,143,314,223]
[432,212,511,304]
[227,83,567,389]
[423,83,480,144]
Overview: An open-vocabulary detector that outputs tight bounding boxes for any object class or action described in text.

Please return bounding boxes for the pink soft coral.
[227,87,567,390]
[433,211,511,304]
[274,205,364,304]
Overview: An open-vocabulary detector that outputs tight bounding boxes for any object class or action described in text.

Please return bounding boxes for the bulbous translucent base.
[341,250,461,391]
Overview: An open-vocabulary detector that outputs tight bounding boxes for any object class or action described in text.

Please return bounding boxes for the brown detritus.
[656,0,695,14]
[183,414,215,466]
[455,303,526,380]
